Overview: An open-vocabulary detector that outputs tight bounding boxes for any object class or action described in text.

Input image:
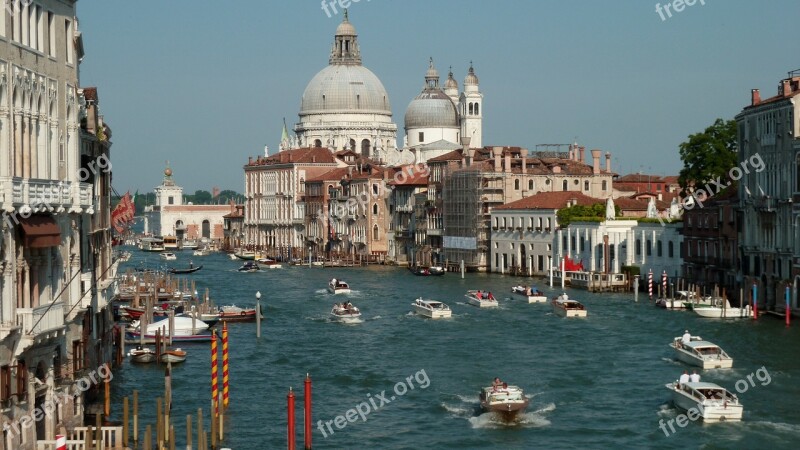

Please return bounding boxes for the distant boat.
[412,298,452,319]
[465,290,499,308]
[666,381,743,422]
[551,293,587,317]
[160,252,177,261]
[328,279,351,294]
[331,302,361,323]
[234,250,256,260]
[511,285,547,303]
[182,239,199,250]
[410,266,445,276]
[479,384,530,421]
[169,265,203,274]
[129,347,156,363]
[238,261,260,272]
[218,305,263,322]
[160,348,187,364]
[669,335,733,369]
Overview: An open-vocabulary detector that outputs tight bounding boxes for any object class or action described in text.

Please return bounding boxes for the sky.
[76,0,799,194]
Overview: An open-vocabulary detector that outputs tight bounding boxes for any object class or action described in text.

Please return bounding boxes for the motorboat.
[126,316,211,342]
[680,292,718,310]
[464,290,499,308]
[331,302,361,323]
[511,285,547,303]
[178,311,220,327]
[655,291,694,309]
[218,305,263,322]
[234,250,256,260]
[168,264,203,274]
[412,298,452,319]
[128,347,156,363]
[669,335,733,369]
[328,279,351,294]
[139,237,165,252]
[257,258,283,269]
[410,266,445,276]
[160,348,187,364]
[160,252,177,261]
[193,247,210,256]
[479,384,530,421]
[182,239,199,250]
[551,293,587,317]
[228,253,238,260]
[694,299,750,319]
[666,381,743,422]
[238,261,260,272]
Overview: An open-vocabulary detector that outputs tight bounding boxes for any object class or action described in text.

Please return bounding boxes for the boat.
[163,235,179,251]
[238,261,260,272]
[234,250,256,260]
[479,384,530,421]
[139,237,165,252]
[694,298,750,319]
[330,302,361,323]
[511,285,547,303]
[669,335,733,369]
[666,381,743,422]
[160,252,177,261]
[193,247,210,256]
[551,293,587,317]
[328,279,351,294]
[464,290,499,308]
[127,316,211,340]
[160,348,187,364]
[168,264,203,274]
[178,311,220,327]
[182,239,199,250]
[410,266,445,276]
[257,258,283,269]
[228,253,238,260]
[128,346,156,363]
[411,298,452,319]
[218,305,263,322]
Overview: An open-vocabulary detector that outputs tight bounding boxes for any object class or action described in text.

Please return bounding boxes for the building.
[293,12,397,160]
[243,147,342,257]
[386,165,428,265]
[1,3,118,446]
[490,191,602,275]
[736,72,800,312]
[222,202,245,252]
[154,167,230,244]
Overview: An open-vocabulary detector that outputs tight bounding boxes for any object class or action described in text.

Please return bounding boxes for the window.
[657,241,663,257]
[372,184,378,195]
[668,241,674,258]
[314,139,322,147]
[65,19,73,64]
[418,132,424,143]
[16,360,26,398]
[537,217,542,228]
[562,180,568,191]
[48,11,55,57]
[584,181,589,191]
[372,204,378,215]
[515,179,520,190]
[602,180,608,191]
[646,239,652,256]
[372,225,379,240]
[0,365,10,402]
[469,103,474,115]
[796,153,800,192]
[168,196,174,205]
[474,103,479,115]
[635,239,641,256]
[528,180,534,190]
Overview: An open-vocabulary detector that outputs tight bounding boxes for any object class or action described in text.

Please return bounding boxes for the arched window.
[502,217,507,228]
[514,179,520,190]
[372,225,379,240]
[657,240,663,257]
[361,139,371,157]
[584,181,589,191]
[372,204,378,215]
[635,239,641,256]
[668,241,674,258]
[474,103,479,115]
[349,139,356,151]
[602,180,608,191]
[537,217,542,228]
[314,139,322,148]
[562,180,568,191]
[469,103,474,115]
[646,239,652,256]
[202,220,211,239]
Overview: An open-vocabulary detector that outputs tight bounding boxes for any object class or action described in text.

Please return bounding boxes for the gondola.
[168,265,203,274]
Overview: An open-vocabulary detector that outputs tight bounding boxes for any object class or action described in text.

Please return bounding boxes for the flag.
[111,192,136,233]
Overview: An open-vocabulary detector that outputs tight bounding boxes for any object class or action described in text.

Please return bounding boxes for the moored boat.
[182,239,199,250]
[331,302,361,323]
[412,298,452,319]
[257,258,283,269]
[234,250,256,260]
[669,335,733,369]
[666,381,743,422]
[465,290,499,308]
[238,261,260,272]
[551,293,587,317]
[479,383,530,421]
[328,278,351,294]
[160,348,187,364]
[694,298,750,319]
[410,266,445,276]
[128,346,156,363]
[168,264,202,274]
[218,305,263,322]
[160,252,177,261]
[193,247,210,256]
[511,285,547,303]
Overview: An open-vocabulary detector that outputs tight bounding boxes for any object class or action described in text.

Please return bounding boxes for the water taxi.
[160,252,177,261]
[666,381,743,422]
[669,336,733,369]
[511,285,547,303]
[465,290,499,308]
[551,293,587,317]
[479,383,530,421]
[412,298,452,319]
[328,279,351,294]
[331,302,361,323]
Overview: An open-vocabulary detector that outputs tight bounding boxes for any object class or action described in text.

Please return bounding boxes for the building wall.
[161,206,231,240]
[490,209,557,275]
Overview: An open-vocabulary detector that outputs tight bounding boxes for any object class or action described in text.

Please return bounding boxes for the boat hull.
[412,304,452,319]
[669,344,733,369]
[160,351,187,364]
[126,332,213,342]
[552,303,587,317]
[668,385,743,422]
[694,307,749,319]
[465,295,498,308]
[129,350,156,363]
[328,287,351,294]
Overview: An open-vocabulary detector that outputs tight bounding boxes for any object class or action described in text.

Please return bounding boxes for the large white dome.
[404,90,459,129]
[299,65,392,116]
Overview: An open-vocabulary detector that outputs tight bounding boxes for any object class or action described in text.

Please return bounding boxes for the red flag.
[111,192,135,233]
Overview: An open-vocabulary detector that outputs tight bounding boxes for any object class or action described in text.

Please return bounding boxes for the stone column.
[23,262,31,309]
[613,233,620,274]
[14,112,23,176]
[22,113,31,178]
[30,255,39,308]
[641,229,647,265]
[31,115,38,178]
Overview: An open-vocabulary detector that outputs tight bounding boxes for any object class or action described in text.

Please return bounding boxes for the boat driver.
[679,370,690,388]
[681,330,691,345]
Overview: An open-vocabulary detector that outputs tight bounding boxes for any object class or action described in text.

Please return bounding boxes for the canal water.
[111,250,800,449]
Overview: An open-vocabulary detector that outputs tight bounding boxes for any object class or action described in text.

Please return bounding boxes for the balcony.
[0,177,93,213]
[17,301,66,347]
[396,204,414,213]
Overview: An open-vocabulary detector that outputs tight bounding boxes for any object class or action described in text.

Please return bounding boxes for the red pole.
[288,388,296,450]
[786,284,791,327]
[222,322,229,409]
[211,330,219,417]
[752,282,759,320]
[304,374,312,450]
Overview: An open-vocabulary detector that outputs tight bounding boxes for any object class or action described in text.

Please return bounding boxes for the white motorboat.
[669,336,733,369]
[511,285,547,303]
[228,253,238,260]
[160,252,177,261]
[135,316,210,337]
[331,302,361,323]
[479,384,530,421]
[193,247,210,256]
[328,279,351,294]
[465,290,499,308]
[182,239,199,250]
[412,298,452,319]
[257,258,283,269]
[128,347,156,363]
[666,381,743,422]
[694,298,750,319]
[551,293,587,317]
[160,348,187,364]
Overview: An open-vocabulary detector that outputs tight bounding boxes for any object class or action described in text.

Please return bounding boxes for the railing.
[396,204,414,213]
[36,426,123,450]
[16,301,65,335]
[0,177,93,212]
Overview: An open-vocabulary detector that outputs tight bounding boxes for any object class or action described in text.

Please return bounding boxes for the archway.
[361,139,371,158]
[314,139,322,148]
[202,220,211,239]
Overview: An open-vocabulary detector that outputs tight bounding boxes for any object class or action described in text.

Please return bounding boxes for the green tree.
[189,190,213,205]
[556,203,618,228]
[677,118,738,196]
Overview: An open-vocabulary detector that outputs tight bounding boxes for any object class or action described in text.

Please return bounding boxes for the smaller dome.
[444,68,458,90]
[425,59,439,80]
[336,12,356,36]
[464,63,479,86]
[404,90,459,129]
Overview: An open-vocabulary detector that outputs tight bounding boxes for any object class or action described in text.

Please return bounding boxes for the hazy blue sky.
[76,0,798,194]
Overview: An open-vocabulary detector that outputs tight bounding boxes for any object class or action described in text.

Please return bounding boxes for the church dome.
[336,17,356,36]
[464,63,479,86]
[300,65,392,115]
[444,69,458,90]
[404,90,459,129]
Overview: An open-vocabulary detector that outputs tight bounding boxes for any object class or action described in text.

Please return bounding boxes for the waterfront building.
[386,165,428,265]
[736,72,800,311]
[244,147,342,257]
[1,3,118,445]
[154,167,230,244]
[293,12,397,160]
[222,202,245,252]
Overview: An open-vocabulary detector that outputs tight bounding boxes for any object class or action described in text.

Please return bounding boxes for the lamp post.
[256,291,262,338]
[308,246,312,267]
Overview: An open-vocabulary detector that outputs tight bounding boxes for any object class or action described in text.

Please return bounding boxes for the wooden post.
[169,425,176,450]
[133,390,139,443]
[219,392,224,441]
[165,363,172,444]
[210,401,217,449]
[144,424,152,450]
[123,396,129,447]
[85,425,93,450]
[156,397,163,448]
[197,409,204,450]
[186,414,193,450]
[96,413,102,448]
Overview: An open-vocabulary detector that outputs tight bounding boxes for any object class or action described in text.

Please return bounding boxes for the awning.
[20,215,61,248]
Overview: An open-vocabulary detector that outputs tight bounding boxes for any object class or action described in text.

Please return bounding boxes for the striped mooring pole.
[222,321,230,409]
[211,329,219,417]
[648,269,653,300]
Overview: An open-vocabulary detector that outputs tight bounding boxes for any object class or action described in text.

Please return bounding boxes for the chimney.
[605,152,611,173]
[348,166,353,177]
[591,150,601,174]
[751,89,761,106]
[579,146,585,163]
[504,152,511,173]
[782,79,792,97]
[248,156,253,165]
[461,136,472,166]
[520,148,528,175]
[568,145,574,161]
[492,146,503,172]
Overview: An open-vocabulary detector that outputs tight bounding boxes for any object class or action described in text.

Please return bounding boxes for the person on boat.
[525,286,532,295]
[679,370,690,388]
[488,292,495,301]
[690,370,700,383]
[492,377,503,391]
[681,330,691,345]
[501,382,509,392]
[476,290,482,299]
[190,260,193,269]
[331,278,337,287]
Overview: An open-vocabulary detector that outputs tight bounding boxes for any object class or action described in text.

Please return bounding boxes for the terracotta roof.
[615,174,664,183]
[306,164,389,183]
[427,147,613,176]
[246,147,337,167]
[662,176,679,184]
[494,191,603,210]
[613,196,670,211]
[387,164,429,186]
[82,87,98,102]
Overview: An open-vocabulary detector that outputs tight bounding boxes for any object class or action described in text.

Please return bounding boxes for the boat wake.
[443,393,554,428]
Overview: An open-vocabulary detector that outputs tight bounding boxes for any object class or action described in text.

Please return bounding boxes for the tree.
[678,118,738,196]
[557,203,619,228]
[189,190,212,205]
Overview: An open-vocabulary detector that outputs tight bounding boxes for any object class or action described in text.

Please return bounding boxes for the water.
[112,250,800,449]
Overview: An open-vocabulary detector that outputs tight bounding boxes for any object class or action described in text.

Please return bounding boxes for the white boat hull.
[552,306,587,318]
[668,384,743,422]
[670,344,733,369]
[465,295,498,308]
[328,287,351,294]
[694,307,750,319]
[413,303,452,319]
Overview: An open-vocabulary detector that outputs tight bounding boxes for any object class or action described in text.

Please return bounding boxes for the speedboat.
[193,247,210,256]
[238,261,260,272]
[128,347,156,363]
[331,302,361,323]
[479,384,530,421]
[465,290,499,308]
[234,250,256,260]
[511,286,547,303]
[160,348,187,364]
[694,298,750,319]
[410,266,446,276]
[552,293,587,317]
[412,298,452,319]
[126,316,212,342]
[328,279,351,294]
[666,381,743,422]
[218,305,263,322]
[257,258,283,269]
[669,335,733,369]
[160,252,177,261]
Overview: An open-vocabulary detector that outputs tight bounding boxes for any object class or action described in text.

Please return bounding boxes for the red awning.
[20,215,61,248]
